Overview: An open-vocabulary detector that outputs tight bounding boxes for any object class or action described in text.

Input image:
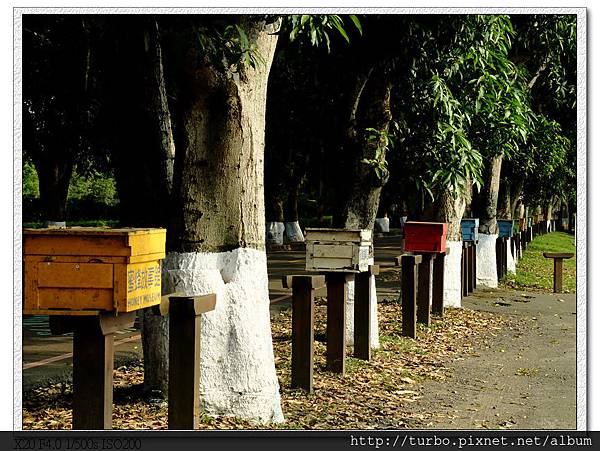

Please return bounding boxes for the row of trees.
[22,13,576,422]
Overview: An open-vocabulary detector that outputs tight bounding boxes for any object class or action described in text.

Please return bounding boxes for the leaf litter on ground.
[23,294,517,430]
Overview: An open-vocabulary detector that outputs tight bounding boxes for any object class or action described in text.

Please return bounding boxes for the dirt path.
[400,287,577,429]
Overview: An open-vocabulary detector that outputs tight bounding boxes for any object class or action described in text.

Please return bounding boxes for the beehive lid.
[305,228,372,243]
[24,227,166,258]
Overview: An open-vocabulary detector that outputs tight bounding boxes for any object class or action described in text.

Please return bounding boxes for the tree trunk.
[283,177,305,243]
[497,177,512,219]
[335,66,392,350]
[108,18,175,398]
[34,155,73,224]
[138,20,174,399]
[434,187,466,307]
[474,154,503,288]
[339,69,392,230]
[509,178,524,219]
[164,20,283,422]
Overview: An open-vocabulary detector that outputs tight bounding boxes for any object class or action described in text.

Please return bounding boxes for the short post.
[461,243,469,297]
[502,236,508,277]
[400,254,422,338]
[543,252,574,293]
[466,243,474,293]
[168,294,217,430]
[285,275,325,392]
[472,242,477,290]
[70,312,136,430]
[416,255,434,326]
[496,237,503,280]
[354,265,379,361]
[325,272,351,374]
[431,247,448,317]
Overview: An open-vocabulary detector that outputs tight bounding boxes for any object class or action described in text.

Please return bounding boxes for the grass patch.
[502,232,576,293]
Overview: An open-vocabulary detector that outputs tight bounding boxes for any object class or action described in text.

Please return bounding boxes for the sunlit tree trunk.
[163,19,283,422]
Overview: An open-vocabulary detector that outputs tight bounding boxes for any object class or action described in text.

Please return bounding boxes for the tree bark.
[475,154,503,234]
[338,67,392,230]
[138,19,174,399]
[497,177,512,219]
[34,155,73,223]
[107,18,174,398]
[163,19,283,422]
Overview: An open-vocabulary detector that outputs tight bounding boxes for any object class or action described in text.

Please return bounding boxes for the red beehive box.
[404,221,448,253]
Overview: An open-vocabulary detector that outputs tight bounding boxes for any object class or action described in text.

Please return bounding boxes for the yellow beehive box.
[23,227,166,315]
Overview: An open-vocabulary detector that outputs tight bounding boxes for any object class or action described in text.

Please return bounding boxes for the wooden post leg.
[169,299,202,429]
[291,277,315,391]
[554,258,564,293]
[467,244,474,293]
[496,237,503,280]
[326,272,349,374]
[462,245,468,297]
[473,243,477,290]
[432,252,445,317]
[355,266,378,361]
[502,238,508,278]
[72,317,114,430]
[417,254,434,326]
[401,255,421,338]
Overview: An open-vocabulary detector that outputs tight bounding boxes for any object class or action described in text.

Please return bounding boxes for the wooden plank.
[417,254,434,326]
[28,308,101,317]
[291,277,315,392]
[401,255,421,338]
[313,244,354,258]
[126,231,167,258]
[432,253,445,317]
[305,228,372,243]
[306,256,354,271]
[354,270,371,360]
[72,317,114,430]
[543,252,575,259]
[168,297,202,429]
[38,288,114,311]
[325,272,349,374]
[38,262,114,289]
[25,235,130,257]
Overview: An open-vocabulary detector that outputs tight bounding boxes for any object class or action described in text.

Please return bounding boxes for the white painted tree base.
[284,221,305,243]
[162,248,284,423]
[443,240,462,308]
[507,238,516,274]
[345,276,380,349]
[476,234,498,288]
[265,222,285,246]
[374,217,390,233]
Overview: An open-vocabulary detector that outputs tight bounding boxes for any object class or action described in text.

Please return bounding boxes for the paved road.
[400,287,577,429]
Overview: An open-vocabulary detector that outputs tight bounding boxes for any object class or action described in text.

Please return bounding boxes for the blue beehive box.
[461,218,479,241]
[497,219,515,238]
[527,217,532,228]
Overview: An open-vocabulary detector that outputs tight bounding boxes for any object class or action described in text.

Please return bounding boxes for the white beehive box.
[305,228,373,273]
